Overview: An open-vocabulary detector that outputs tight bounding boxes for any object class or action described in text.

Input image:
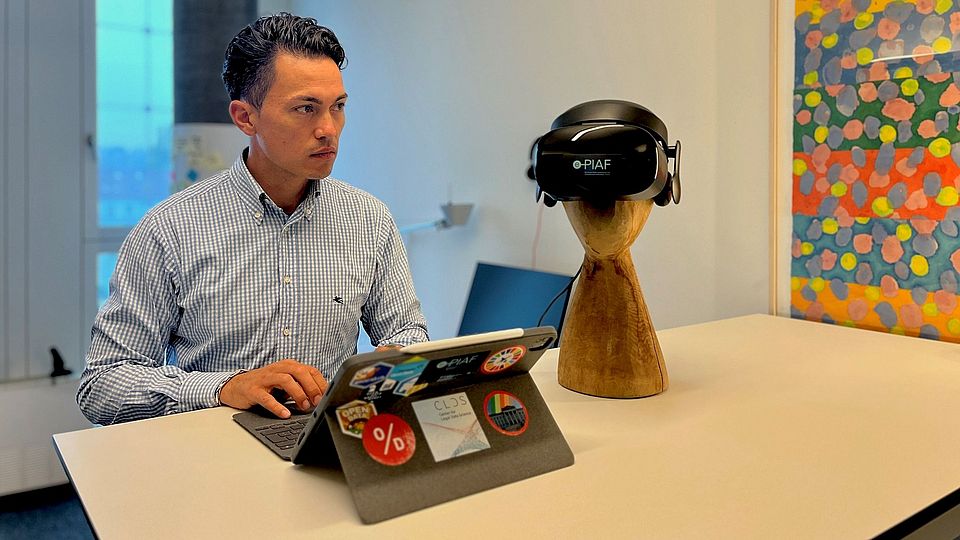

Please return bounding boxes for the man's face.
[246,52,347,181]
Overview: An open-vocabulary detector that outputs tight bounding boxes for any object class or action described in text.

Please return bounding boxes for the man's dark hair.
[222,12,347,108]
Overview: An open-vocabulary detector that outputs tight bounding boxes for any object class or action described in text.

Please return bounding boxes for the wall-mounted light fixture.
[398,203,474,235]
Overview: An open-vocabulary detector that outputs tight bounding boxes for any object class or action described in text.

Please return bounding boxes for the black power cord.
[537,267,582,327]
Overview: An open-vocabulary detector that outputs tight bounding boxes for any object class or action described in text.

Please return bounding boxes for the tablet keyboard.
[253,417,309,451]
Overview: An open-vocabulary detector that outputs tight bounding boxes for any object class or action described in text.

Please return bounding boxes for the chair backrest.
[458,262,574,345]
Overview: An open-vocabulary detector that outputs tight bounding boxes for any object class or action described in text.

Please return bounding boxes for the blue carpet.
[0,484,94,539]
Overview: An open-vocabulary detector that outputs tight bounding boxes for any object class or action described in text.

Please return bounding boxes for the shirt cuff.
[178,369,244,413]
[379,327,428,347]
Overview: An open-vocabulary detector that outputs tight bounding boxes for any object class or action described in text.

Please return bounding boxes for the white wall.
[0,0,94,494]
[296,0,773,338]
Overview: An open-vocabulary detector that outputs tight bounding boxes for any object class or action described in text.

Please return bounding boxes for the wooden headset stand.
[558,199,668,398]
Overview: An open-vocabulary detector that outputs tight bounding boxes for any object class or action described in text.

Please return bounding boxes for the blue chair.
[458,262,574,345]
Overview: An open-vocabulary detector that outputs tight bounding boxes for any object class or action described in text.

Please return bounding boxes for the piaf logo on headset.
[527,100,682,207]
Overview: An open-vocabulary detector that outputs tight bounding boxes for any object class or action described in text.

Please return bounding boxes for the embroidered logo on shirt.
[333,296,343,304]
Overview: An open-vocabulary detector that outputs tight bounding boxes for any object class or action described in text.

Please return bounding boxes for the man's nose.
[314,112,337,139]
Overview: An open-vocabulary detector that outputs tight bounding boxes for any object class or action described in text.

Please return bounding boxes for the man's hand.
[219,359,328,419]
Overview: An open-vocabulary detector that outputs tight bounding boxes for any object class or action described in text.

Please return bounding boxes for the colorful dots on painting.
[822,248,838,270]
[936,186,960,206]
[894,66,914,79]
[840,252,858,271]
[831,182,848,197]
[791,276,802,291]
[901,304,924,328]
[896,223,913,241]
[804,71,819,86]
[900,78,920,96]
[880,275,900,297]
[822,217,839,234]
[810,277,826,292]
[793,158,807,177]
[853,12,874,30]
[848,298,869,321]
[929,137,953,158]
[936,0,955,15]
[951,248,960,273]
[822,32,839,48]
[933,36,953,53]
[948,318,960,334]
[853,233,873,253]
[875,301,898,327]
[856,47,874,66]
[805,91,822,107]
[879,125,898,143]
[872,197,894,217]
[814,126,829,143]
[923,302,940,317]
[911,254,930,276]
[935,289,958,313]
[801,242,815,256]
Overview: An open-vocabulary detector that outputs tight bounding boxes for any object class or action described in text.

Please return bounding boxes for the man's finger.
[309,369,328,406]
[271,373,311,412]
[286,367,324,407]
[254,390,291,419]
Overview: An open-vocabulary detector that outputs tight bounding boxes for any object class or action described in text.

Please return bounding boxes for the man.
[77,13,428,425]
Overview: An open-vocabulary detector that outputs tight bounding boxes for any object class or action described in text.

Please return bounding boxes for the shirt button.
[283,276,292,284]
[282,327,291,337]
[254,211,262,219]
[305,207,312,215]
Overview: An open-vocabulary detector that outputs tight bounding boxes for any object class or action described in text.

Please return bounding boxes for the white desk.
[54,315,960,538]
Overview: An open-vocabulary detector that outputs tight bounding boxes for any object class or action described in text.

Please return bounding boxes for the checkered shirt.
[77,152,428,425]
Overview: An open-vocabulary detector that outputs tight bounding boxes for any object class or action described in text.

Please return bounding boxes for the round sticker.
[362,413,416,466]
[483,391,529,436]
[480,345,527,374]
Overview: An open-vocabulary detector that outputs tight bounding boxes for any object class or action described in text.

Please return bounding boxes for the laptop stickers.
[349,362,393,389]
[412,392,491,462]
[361,413,416,466]
[483,391,529,436]
[480,346,527,375]
[336,400,377,439]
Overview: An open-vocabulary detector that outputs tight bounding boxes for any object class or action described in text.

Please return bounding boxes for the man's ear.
[228,100,257,136]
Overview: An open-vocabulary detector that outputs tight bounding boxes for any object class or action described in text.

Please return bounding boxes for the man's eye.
[334,102,346,111]
[294,105,315,113]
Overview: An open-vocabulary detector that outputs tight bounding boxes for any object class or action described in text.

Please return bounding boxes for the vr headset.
[528,100,681,207]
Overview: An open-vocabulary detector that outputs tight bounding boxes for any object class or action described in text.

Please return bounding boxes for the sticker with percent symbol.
[479,345,527,375]
[361,413,417,466]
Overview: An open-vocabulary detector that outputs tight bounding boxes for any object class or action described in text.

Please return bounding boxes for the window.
[92,0,173,307]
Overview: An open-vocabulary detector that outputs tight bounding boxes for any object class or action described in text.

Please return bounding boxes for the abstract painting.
[792,0,960,341]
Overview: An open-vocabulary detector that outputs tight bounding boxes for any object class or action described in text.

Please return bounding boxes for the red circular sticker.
[483,391,529,436]
[362,413,416,466]
[480,345,527,374]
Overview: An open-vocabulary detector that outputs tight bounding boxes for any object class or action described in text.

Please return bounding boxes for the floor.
[0,484,94,539]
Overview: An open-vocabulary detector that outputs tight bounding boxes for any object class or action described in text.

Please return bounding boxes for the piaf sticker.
[416,351,489,385]
[336,400,377,438]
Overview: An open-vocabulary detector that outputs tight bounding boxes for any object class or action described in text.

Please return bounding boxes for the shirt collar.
[229,148,322,223]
